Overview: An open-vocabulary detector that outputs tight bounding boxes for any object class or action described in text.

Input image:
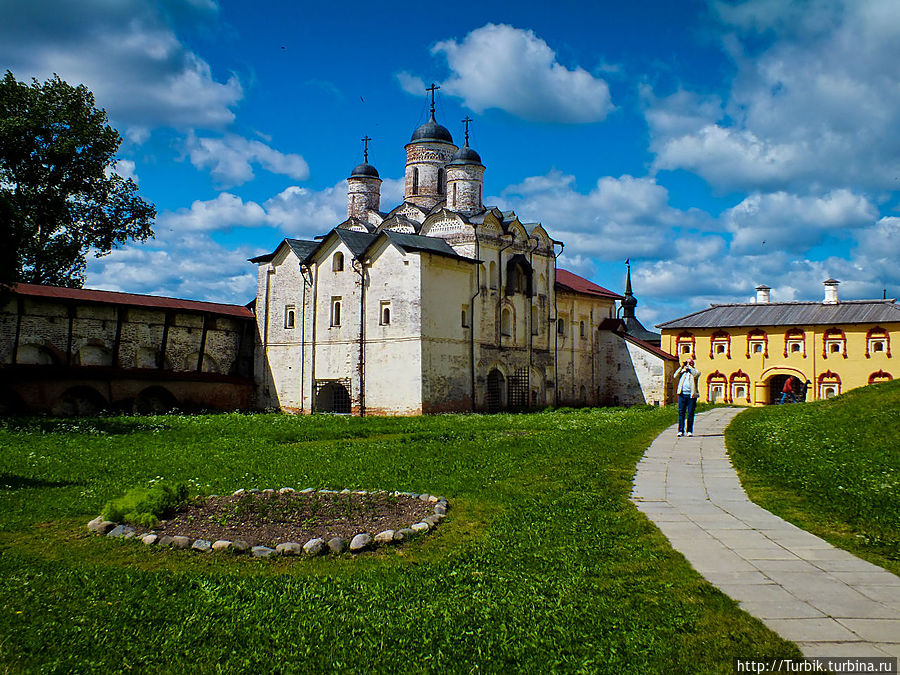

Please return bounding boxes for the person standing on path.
[674,359,700,437]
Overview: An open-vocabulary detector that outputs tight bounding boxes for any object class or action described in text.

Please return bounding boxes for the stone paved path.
[631,407,900,658]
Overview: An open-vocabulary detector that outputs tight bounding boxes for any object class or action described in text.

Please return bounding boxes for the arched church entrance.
[486,369,506,412]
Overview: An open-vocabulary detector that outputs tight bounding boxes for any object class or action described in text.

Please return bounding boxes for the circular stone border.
[86,487,450,558]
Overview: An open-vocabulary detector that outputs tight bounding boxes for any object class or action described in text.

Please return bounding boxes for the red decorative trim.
[868,370,892,384]
[676,331,696,357]
[822,327,847,359]
[746,328,768,358]
[865,326,891,358]
[706,370,727,403]
[710,330,731,359]
[729,369,751,403]
[818,369,842,398]
[784,328,806,358]
[818,370,841,384]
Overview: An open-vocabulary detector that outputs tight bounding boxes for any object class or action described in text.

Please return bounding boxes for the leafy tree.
[0,70,155,289]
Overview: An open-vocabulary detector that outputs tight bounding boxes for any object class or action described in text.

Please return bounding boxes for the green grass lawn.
[0,406,797,673]
[726,379,900,577]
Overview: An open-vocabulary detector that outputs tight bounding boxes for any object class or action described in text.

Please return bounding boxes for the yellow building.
[657,280,897,405]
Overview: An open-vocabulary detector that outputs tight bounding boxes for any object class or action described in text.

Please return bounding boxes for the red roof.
[12,283,254,319]
[555,269,624,300]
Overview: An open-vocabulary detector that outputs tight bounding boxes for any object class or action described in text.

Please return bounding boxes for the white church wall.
[363,242,424,415]
[622,338,672,406]
[255,248,306,412]
[310,239,364,412]
[420,253,475,412]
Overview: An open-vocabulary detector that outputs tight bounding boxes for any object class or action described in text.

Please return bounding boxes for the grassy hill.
[726,379,900,576]
[0,407,797,672]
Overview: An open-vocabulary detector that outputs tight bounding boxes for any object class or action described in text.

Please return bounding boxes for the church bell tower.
[404,84,457,210]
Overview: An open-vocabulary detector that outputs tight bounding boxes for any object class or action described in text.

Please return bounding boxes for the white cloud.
[108,160,139,182]
[83,177,410,302]
[647,0,900,192]
[396,71,426,97]
[0,0,242,137]
[724,190,876,254]
[87,235,258,305]
[430,24,613,124]
[494,171,710,261]
[158,192,269,233]
[185,134,310,188]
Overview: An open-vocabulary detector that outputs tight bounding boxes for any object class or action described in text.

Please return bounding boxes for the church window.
[784,328,805,357]
[865,327,890,358]
[452,182,457,208]
[710,330,730,358]
[333,252,344,272]
[707,371,727,403]
[745,329,768,358]
[557,317,566,336]
[675,332,695,357]
[331,297,342,327]
[489,262,498,290]
[501,307,512,337]
[380,301,391,326]
[868,370,892,384]
[437,168,445,195]
[822,328,847,359]
[461,305,469,328]
[580,321,585,338]
[818,370,841,399]
[412,168,419,195]
[531,306,539,335]
[729,370,750,403]
[284,305,295,329]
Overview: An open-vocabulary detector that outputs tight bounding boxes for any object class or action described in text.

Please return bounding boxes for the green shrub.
[101,483,188,528]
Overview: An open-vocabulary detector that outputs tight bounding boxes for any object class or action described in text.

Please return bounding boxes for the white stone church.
[251,100,675,415]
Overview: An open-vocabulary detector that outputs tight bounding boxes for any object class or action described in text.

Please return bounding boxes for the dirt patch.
[134,491,437,547]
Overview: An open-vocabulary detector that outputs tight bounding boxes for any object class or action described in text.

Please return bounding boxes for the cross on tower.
[426,82,440,116]
[361,135,371,163]
[462,116,472,146]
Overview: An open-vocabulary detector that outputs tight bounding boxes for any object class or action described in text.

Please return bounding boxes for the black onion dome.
[410,115,454,143]
[448,145,482,165]
[622,293,637,309]
[350,162,379,178]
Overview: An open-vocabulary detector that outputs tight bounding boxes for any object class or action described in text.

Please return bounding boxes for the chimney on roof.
[755,285,771,304]
[823,278,840,304]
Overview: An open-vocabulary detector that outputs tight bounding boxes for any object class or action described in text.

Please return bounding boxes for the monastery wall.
[0,292,254,415]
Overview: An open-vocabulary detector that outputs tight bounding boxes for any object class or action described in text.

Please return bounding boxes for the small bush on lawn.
[101,483,188,528]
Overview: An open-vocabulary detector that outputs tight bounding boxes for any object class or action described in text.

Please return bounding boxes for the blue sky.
[3,0,899,324]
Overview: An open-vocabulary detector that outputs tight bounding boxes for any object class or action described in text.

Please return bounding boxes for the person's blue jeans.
[779,392,794,405]
[678,394,697,433]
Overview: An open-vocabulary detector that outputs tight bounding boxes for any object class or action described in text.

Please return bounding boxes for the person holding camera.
[674,359,701,437]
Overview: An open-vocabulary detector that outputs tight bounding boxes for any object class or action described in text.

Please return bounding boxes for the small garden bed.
[88,488,448,556]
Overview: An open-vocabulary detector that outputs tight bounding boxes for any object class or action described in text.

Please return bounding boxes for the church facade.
[251,104,675,415]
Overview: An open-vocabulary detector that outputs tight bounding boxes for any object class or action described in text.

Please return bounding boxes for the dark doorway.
[486,369,505,412]
[507,368,529,410]
[315,380,352,414]
[768,374,796,404]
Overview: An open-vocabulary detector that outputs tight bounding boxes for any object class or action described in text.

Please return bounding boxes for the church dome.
[350,162,379,178]
[448,145,482,166]
[410,115,454,144]
[622,293,637,309]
